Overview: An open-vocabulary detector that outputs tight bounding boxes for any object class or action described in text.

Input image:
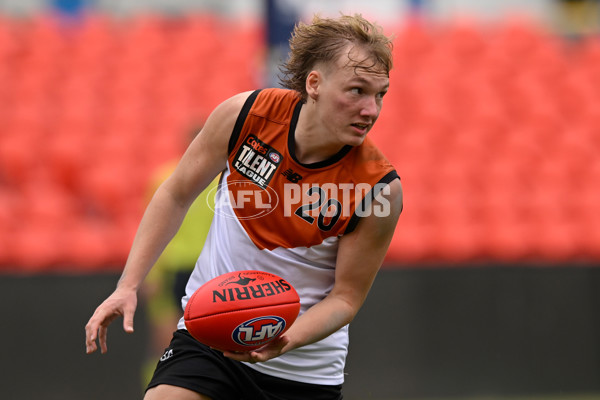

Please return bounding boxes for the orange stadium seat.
[7,177,76,271]
[2,13,600,270]
[377,16,600,265]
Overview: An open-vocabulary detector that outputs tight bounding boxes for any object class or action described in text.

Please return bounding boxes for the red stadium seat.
[4,12,600,269]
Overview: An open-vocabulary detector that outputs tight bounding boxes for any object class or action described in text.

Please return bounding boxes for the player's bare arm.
[225,178,403,363]
[85,91,252,354]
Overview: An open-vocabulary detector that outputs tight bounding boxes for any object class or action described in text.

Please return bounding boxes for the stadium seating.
[0,13,598,270]
[0,13,264,271]
[380,17,600,265]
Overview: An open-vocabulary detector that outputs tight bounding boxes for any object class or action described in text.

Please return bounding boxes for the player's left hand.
[222,335,290,363]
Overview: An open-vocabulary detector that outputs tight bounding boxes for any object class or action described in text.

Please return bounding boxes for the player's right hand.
[85,287,137,354]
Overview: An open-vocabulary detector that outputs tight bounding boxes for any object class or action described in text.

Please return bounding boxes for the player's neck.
[294,103,345,164]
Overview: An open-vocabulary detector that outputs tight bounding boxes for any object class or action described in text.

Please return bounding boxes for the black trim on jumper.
[228,89,262,155]
[344,170,400,234]
[287,101,354,169]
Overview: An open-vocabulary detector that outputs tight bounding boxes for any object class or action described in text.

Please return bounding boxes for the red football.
[184,270,301,352]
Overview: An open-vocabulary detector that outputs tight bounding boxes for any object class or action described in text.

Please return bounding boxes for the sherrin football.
[184,270,301,352]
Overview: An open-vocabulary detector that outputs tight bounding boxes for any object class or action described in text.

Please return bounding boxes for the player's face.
[316,45,389,147]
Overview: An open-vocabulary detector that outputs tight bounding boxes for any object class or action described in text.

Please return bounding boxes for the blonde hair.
[279,14,394,101]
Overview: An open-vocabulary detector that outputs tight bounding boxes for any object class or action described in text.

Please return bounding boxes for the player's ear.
[306,70,321,101]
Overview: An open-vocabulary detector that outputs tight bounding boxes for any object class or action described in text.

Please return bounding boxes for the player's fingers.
[122,307,135,334]
[98,325,108,354]
[84,318,100,354]
[222,350,250,362]
[85,334,97,354]
[85,331,97,353]
[250,349,274,363]
[248,352,260,363]
[252,336,289,362]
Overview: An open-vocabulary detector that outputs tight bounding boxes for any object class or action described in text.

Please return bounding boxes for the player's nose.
[359,96,379,119]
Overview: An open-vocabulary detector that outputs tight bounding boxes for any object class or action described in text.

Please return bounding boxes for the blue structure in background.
[265,0,299,87]
[408,0,426,10]
[51,0,89,17]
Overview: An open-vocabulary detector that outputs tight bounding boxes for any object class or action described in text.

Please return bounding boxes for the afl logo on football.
[268,152,280,163]
[232,316,286,347]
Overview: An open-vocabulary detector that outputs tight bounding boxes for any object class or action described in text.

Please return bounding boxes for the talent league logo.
[232,316,286,347]
[232,134,282,189]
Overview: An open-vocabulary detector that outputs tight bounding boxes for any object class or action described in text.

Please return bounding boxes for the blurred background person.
[554,0,600,37]
[139,127,218,386]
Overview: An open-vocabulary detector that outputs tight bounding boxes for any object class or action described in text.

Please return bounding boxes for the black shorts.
[146,329,343,400]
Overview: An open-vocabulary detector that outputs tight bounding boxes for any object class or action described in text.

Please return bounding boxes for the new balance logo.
[160,349,173,362]
[282,168,302,183]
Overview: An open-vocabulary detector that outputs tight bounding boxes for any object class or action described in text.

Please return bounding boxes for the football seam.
[185,301,300,320]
